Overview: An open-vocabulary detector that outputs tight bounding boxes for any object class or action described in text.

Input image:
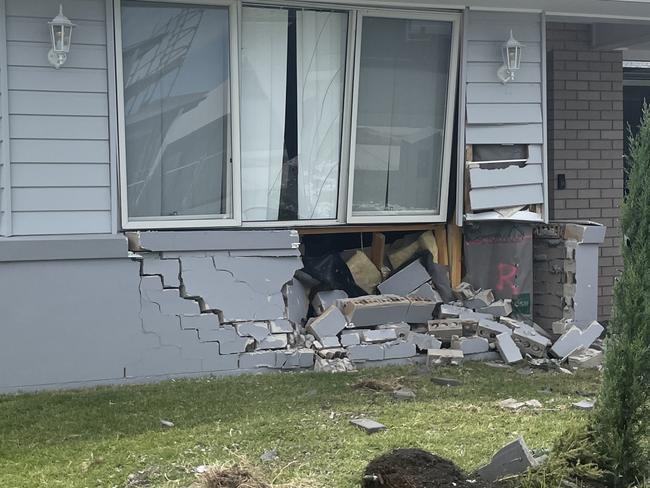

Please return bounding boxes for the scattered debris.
[350,418,387,434]
[476,437,538,482]
[431,377,462,387]
[572,399,595,410]
[199,465,270,488]
[567,347,603,369]
[499,398,542,410]
[427,348,464,366]
[260,449,278,462]
[393,388,417,400]
[353,378,400,392]
[314,357,356,373]
[160,419,174,428]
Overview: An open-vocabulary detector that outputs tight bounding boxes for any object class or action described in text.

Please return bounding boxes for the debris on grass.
[350,418,387,434]
[199,465,270,488]
[572,399,594,410]
[160,419,175,428]
[352,378,401,391]
[392,388,416,400]
[499,398,543,410]
[260,449,279,463]
[430,376,463,387]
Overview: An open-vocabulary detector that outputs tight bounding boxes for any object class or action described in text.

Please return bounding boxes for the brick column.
[546,23,624,321]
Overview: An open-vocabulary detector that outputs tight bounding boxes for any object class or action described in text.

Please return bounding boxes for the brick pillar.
[546,22,624,321]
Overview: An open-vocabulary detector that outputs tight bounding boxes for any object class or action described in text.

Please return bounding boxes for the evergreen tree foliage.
[594,103,650,486]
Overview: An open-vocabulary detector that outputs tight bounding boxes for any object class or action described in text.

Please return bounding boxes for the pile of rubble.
[290,231,604,371]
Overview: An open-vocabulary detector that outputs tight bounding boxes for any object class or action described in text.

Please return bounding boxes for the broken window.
[240,6,348,222]
[119,1,236,226]
[472,144,528,165]
[349,13,458,222]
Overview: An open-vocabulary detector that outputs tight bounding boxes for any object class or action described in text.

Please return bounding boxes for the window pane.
[121,1,232,221]
[352,16,453,216]
[240,7,347,221]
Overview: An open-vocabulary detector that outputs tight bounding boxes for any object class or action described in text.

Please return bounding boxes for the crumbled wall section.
[546,22,624,321]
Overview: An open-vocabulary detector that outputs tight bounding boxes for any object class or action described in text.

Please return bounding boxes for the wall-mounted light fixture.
[497,30,524,84]
[48,5,75,69]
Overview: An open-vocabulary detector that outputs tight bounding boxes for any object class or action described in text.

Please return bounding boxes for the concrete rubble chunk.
[439,304,468,318]
[239,350,277,369]
[428,319,464,340]
[496,333,523,364]
[464,351,501,362]
[572,399,595,410]
[377,322,411,339]
[269,319,294,334]
[453,282,476,300]
[383,340,417,359]
[512,328,551,358]
[235,321,270,342]
[285,277,310,326]
[377,260,430,296]
[275,348,314,369]
[407,331,442,351]
[314,356,356,373]
[463,289,495,311]
[478,299,513,317]
[361,329,398,344]
[451,336,490,355]
[550,322,603,359]
[499,398,542,410]
[477,437,537,482]
[387,230,438,270]
[314,336,341,349]
[316,347,347,359]
[340,331,361,347]
[478,319,513,342]
[459,310,495,322]
[431,377,462,387]
[306,306,347,341]
[350,418,386,434]
[338,295,409,327]
[311,290,348,316]
[257,334,289,350]
[393,388,416,400]
[408,283,442,303]
[568,348,603,369]
[427,348,464,367]
[405,296,437,323]
[347,344,385,362]
[343,250,382,294]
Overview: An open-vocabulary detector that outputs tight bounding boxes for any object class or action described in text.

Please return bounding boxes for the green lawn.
[0,363,601,488]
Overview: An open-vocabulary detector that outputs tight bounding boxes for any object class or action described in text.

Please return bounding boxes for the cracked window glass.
[240,6,348,222]
[351,16,453,218]
[121,1,232,222]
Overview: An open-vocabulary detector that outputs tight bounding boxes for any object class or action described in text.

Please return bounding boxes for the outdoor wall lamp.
[48,5,75,69]
[497,30,524,83]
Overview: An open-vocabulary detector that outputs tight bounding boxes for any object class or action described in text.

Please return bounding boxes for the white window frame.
[346,9,461,224]
[115,0,242,230]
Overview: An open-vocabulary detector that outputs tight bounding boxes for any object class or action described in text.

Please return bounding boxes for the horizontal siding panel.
[11,164,110,187]
[11,139,109,163]
[527,145,544,165]
[466,62,541,84]
[8,66,107,93]
[466,123,543,144]
[9,91,108,116]
[7,42,107,69]
[466,103,542,124]
[467,82,541,104]
[12,211,111,235]
[10,115,108,140]
[467,41,541,63]
[6,0,105,21]
[469,184,544,210]
[465,20,541,42]
[469,164,543,189]
[6,16,106,45]
[12,187,111,211]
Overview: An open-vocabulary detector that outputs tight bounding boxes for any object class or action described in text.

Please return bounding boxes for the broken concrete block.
[464,289,495,310]
[340,331,361,347]
[478,299,513,317]
[269,319,294,334]
[496,333,523,364]
[350,418,386,434]
[477,437,537,482]
[275,348,314,369]
[393,388,416,400]
[195,324,253,354]
[405,296,437,323]
[512,328,551,358]
[459,310,495,322]
[499,398,542,410]
[451,336,489,355]
[314,336,341,349]
[235,321,270,342]
[387,230,438,270]
[463,351,501,362]
[427,348,464,366]
[338,295,409,327]
[568,348,603,369]
[316,347,347,359]
[408,283,442,303]
[343,250,382,294]
[550,326,584,359]
[239,351,277,369]
[347,344,385,362]
[311,290,348,316]
[142,256,180,288]
[439,304,466,318]
[377,322,411,339]
[453,282,476,300]
[361,329,398,344]
[377,260,430,296]
[383,340,417,359]
[314,356,356,373]
[407,331,441,351]
[285,278,310,326]
[257,333,288,350]
[428,319,464,340]
[580,320,604,348]
[552,318,573,336]
[306,306,347,341]
[477,319,512,342]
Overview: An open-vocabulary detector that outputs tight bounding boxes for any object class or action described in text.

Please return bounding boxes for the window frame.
[115,0,242,230]
[114,1,461,230]
[345,9,461,224]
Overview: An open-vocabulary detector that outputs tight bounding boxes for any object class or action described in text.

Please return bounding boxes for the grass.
[0,363,601,488]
